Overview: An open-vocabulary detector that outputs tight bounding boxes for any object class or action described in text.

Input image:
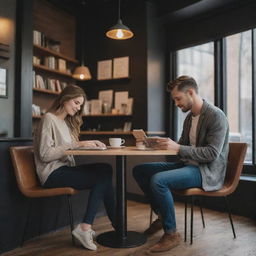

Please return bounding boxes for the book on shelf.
[90,99,102,115]
[33,30,42,46]
[58,58,66,72]
[32,71,36,88]
[46,78,55,91]
[127,98,133,115]
[123,122,132,131]
[44,56,56,69]
[55,80,62,92]
[35,74,45,89]
[33,56,41,65]
[32,104,41,116]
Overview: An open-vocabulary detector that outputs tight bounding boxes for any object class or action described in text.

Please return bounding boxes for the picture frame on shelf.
[97,59,112,80]
[113,56,129,79]
[0,67,7,98]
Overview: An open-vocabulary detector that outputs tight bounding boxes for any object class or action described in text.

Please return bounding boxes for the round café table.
[66,146,177,248]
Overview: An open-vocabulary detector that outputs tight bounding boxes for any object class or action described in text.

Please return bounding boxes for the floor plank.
[3,201,256,256]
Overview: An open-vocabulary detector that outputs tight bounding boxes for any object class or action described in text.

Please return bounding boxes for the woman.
[34,85,115,251]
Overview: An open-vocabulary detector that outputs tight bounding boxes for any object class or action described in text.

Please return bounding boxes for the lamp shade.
[106,19,134,40]
[72,65,92,80]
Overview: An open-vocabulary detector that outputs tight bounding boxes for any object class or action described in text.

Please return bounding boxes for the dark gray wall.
[146,2,166,133]
[0,0,16,137]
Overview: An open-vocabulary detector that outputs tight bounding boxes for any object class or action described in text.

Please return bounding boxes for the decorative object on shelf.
[113,56,129,79]
[99,90,113,113]
[73,0,91,81]
[115,91,128,114]
[0,43,10,60]
[106,0,134,40]
[97,59,112,80]
[0,67,7,98]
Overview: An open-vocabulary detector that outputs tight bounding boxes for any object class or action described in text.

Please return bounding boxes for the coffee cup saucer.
[107,145,126,149]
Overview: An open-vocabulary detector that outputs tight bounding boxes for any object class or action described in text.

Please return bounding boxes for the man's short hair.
[167,76,198,93]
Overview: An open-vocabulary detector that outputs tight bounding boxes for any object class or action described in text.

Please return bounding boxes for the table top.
[66,146,177,156]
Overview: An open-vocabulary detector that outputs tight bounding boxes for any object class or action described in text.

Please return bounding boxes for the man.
[133,75,229,253]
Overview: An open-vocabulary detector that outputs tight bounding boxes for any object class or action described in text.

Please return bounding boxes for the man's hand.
[154,138,180,152]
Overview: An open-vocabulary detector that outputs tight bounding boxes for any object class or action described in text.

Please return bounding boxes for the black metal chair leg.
[190,196,194,244]
[149,207,153,226]
[224,196,236,238]
[184,199,187,242]
[21,199,32,246]
[198,197,205,228]
[67,195,75,245]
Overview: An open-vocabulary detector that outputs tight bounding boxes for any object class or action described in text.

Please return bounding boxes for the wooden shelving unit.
[33,45,78,64]
[33,87,60,95]
[33,63,74,78]
[32,0,77,135]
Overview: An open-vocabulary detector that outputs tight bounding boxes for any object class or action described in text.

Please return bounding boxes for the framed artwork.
[0,68,7,98]
[97,59,112,80]
[113,56,129,79]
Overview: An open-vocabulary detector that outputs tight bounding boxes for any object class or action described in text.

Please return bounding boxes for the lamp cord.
[118,0,121,20]
[81,1,86,66]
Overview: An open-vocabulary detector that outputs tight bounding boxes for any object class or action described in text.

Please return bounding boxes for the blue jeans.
[43,163,116,226]
[133,162,202,233]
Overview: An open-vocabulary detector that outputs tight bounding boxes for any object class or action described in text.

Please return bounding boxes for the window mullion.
[252,29,256,164]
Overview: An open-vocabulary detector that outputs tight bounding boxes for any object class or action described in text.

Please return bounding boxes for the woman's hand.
[77,140,107,149]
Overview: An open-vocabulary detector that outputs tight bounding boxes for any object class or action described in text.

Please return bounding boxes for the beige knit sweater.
[34,113,78,185]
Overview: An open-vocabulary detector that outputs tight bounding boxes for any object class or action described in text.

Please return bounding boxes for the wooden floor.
[3,201,256,256]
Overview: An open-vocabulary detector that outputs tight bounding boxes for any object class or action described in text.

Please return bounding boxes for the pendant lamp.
[73,1,92,80]
[106,0,134,40]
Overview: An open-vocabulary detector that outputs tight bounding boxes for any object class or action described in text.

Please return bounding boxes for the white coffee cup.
[109,138,125,147]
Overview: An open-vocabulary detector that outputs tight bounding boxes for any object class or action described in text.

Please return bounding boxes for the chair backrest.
[10,146,40,196]
[224,142,247,194]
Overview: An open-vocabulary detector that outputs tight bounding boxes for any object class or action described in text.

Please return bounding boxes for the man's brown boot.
[149,232,181,253]
[144,218,162,236]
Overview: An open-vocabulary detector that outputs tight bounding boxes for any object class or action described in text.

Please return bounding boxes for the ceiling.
[50,0,253,24]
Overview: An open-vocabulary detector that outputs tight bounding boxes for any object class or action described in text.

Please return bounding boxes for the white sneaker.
[72,225,97,250]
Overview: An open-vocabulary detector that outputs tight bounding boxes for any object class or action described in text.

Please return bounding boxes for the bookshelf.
[32,0,77,134]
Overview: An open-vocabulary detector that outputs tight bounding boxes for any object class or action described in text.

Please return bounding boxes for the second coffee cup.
[109,138,125,147]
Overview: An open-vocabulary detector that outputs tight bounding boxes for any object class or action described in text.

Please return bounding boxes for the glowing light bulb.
[116,29,124,39]
[80,74,85,80]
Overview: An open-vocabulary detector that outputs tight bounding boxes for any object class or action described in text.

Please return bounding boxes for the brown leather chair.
[174,142,247,244]
[10,146,79,245]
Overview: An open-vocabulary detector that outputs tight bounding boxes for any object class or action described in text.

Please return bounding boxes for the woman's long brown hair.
[47,85,86,141]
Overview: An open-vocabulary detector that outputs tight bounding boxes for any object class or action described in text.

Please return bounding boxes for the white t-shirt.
[189,114,200,146]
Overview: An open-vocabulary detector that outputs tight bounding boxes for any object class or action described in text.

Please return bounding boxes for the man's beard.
[181,102,192,112]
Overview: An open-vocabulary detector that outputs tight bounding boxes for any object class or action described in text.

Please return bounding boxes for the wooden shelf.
[80,131,132,135]
[33,44,78,64]
[33,64,74,78]
[33,87,60,95]
[83,114,132,117]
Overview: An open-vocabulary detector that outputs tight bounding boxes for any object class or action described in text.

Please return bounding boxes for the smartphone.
[132,129,147,141]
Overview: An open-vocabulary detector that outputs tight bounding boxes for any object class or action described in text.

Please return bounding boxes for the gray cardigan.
[178,101,229,191]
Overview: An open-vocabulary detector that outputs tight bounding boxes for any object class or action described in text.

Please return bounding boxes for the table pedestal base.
[97,231,147,248]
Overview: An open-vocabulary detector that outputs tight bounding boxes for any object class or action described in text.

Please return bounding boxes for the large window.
[226,30,252,163]
[176,42,214,138]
